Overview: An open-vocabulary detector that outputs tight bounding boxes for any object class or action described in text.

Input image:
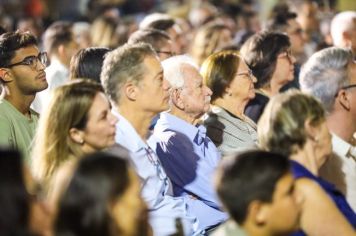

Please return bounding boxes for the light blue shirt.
[149,112,228,231]
[113,110,199,236]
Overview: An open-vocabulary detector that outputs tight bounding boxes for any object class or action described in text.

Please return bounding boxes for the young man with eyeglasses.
[0,30,49,162]
[300,46,356,212]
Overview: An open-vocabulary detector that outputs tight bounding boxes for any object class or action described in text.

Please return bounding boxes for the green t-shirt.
[0,99,39,162]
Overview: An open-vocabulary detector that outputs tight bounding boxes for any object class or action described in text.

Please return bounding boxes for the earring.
[79,139,84,144]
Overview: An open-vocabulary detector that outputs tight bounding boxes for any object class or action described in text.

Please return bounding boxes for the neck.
[258,86,273,97]
[213,96,247,118]
[118,103,155,140]
[170,107,200,125]
[290,142,319,176]
[4,89,34,116]
[269,79,283,96]
[327,112,355,144]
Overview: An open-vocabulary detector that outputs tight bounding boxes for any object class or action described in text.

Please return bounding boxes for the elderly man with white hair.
[300,46,356,211]
[331,11,356,55]
[148,55,228,233]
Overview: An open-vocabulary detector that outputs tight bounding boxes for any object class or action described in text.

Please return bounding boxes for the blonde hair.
[258,90,325,157]
[190,22,231,66]
[31,79,103,191]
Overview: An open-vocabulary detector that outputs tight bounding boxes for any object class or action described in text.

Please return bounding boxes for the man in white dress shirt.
[101,42,199,236]
[300,46,356,211]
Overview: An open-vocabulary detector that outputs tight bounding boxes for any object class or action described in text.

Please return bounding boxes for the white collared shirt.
[320,133,356,211]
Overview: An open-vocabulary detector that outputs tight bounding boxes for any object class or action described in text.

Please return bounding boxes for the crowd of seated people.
[0,1,355,235]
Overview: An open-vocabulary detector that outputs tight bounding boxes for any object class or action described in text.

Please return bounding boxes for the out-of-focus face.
[136,55,171,114]
[228,60,256,104]
[297,2,319,34]
[82,92,117,152]
[272,49,296,88]
[112,169,147,236]
[217,28,233,50]
[264,173,300,235]
[313,121,332,168]
[286,19,305,55]
[7,46,48,95]
[156,40,175,61]
[181,64,212,118]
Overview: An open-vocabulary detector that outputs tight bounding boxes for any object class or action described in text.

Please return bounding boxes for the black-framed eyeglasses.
[6,52,49,69]
[334,84,356,97]
[156,50,176,57]
[278,49,294,63]
[236,69,254,82]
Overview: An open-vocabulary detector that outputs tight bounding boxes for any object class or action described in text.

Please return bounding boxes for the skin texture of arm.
[296,178,356,236]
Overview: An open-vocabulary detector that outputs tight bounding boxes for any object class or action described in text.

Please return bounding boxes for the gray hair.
[161,55,199,89]
[300,47,353,113]
[100,42,156,104]
[331,11,356,47]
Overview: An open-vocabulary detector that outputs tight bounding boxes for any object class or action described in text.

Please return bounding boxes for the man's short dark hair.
[69,47,111,83]
[0,30,37,68]
[240,31,291,89]
[215,150,290,224]
[43,21,73,56]
[128,29,171,52]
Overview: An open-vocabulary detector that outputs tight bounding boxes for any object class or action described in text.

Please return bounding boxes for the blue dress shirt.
[149,112,228,232]
[113,110,199,236]
[290,160,356,236]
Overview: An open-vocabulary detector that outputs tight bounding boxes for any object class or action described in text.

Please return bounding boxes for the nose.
[205,85,213,96]
[36,59,46,70]
[251,74,257,83]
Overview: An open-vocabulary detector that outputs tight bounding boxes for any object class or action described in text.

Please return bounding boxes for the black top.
[244,92,269,124]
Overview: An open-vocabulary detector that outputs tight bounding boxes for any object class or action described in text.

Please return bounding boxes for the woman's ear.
[69,128,84,144]
[304,119,318,142]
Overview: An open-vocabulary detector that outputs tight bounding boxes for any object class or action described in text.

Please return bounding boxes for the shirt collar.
[155,112,206,142]
[332,133,352,158]
[112,109,148,153]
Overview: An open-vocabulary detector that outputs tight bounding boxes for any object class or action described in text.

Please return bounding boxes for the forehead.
[12,45,39,62]
[182,64,202,84]
[142,55,162,77]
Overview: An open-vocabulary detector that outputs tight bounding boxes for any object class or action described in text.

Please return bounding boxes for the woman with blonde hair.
[190,22,232,66]
[258,90,356,236]
[201,50,257,154]
[31,79,117,193]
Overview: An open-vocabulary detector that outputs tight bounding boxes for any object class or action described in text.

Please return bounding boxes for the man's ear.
[69,127,85,145]
[171,88,184,109]
[0,68,12,83]
[336,89,351,111]
[342,31,352,48]
[249,200,269,226]
[124,82,138,101]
